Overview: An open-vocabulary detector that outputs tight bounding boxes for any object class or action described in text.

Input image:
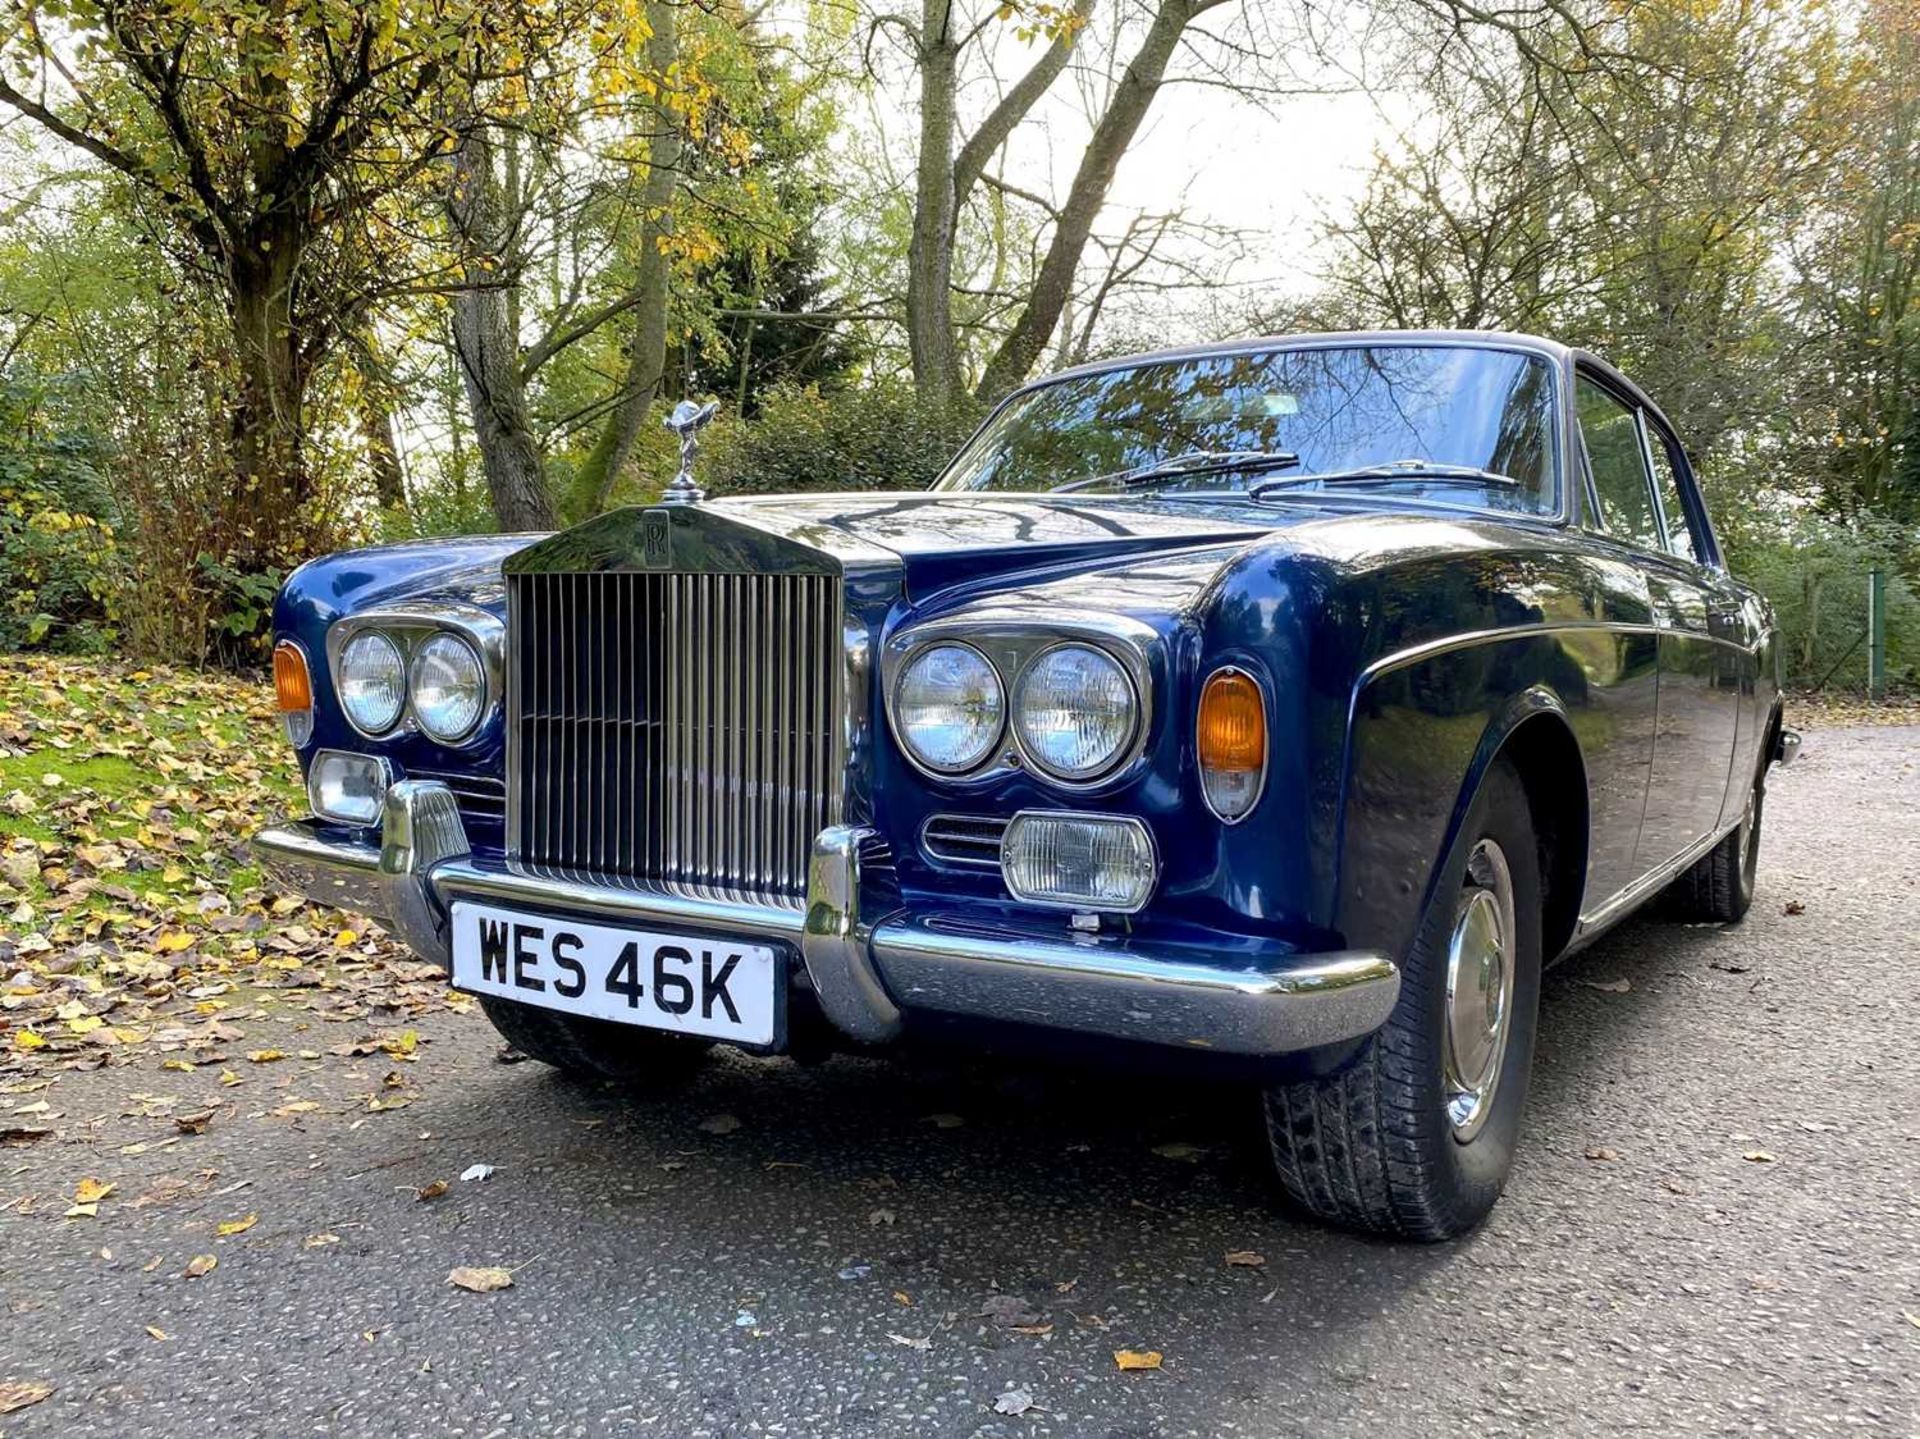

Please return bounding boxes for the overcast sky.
[826,1,1419,352]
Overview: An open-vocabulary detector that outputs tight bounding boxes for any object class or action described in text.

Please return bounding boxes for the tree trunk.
[360,386,409,513]
[566,0,681,520]
[350,336,409,513]
[974,0,1202,401]
[907,0,963,402]
[225,232,312,569]
[449,125,556,531]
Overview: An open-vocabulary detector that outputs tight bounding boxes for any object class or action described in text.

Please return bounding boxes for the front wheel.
[1261,757,1543,1240]
[478,995,711,1085]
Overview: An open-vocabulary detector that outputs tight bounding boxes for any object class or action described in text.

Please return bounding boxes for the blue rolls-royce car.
[255,331,1798,1239]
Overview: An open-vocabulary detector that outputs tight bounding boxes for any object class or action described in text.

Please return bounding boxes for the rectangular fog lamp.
[308,749,392,826]
[1001,811,1158,914]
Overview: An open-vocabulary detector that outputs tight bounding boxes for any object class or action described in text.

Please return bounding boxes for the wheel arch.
[1429,690,1589,968]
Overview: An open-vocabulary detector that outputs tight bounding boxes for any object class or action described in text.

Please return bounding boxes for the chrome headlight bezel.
[881,611,1156,789]
[408,632,488,743]
[1011,641,1141,783]
[888,641,1008,775]
[325,604,504,748]
[337,631,407,737]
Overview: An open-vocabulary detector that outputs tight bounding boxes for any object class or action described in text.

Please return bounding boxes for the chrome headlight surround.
[409,632,488,743]
[881,609,1156,788]
[325,603,504,747]
[1011,641,1140,782]
[889,641,1007,775]
[337,631,407,737]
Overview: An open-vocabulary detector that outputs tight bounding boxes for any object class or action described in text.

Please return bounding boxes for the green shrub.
[1727,511,1918,692]
[703,381,982,497]
[0,374,123,653]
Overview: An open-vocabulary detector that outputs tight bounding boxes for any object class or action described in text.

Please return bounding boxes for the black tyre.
[1262,756,1543,1240]
[1668,769,1763,924]
[478,995,710,1084]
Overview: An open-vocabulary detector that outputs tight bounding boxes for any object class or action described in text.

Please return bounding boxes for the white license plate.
[449,902,780,1047]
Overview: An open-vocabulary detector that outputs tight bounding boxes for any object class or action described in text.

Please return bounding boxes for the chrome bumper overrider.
[251,782,1400,1057]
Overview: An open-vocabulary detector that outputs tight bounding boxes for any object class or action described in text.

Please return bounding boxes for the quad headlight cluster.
[337,627,490,744]
[891,639,1142,784]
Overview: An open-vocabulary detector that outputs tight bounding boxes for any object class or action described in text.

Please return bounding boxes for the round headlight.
[338,632,406,736]
[1014,643,1138,780]
[410,632,487,742]
[894,643,1005,773]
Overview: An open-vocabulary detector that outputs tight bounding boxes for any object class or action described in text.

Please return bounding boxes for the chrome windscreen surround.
[324,601,505,747]
[880,608,1158,789]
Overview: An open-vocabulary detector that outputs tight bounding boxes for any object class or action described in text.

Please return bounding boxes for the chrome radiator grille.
[507,571,842,903]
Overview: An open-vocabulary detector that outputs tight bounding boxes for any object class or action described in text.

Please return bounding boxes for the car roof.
[1029,330,1577,390]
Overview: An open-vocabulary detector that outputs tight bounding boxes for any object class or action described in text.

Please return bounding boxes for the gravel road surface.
[3,725,1916,1438]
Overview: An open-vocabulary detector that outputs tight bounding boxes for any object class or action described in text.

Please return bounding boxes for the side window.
[1644,427,1699,563]
[1575,376,1661,550]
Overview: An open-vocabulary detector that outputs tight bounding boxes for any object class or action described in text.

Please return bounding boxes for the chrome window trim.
[1196,663,1270,826]
[880,610,1157,791]
[325,601,505,749]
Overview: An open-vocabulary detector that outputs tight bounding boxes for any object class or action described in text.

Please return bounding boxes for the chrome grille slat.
[509,569,839,904]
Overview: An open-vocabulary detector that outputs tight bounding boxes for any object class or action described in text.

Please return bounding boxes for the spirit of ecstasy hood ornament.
[661,398,719,505]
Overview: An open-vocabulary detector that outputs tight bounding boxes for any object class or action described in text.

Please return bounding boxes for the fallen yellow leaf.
[1114,1349,1163,1371]
[74,1177,114,1204]
[66,1014,105,1035]
[304,1233,340,1249]
[218,1069,242,1086]
[64,1201,99,1219]
[12,1029,48,1051]
[154,931,195,953]
[217,1213,257,1236]
[417,1180,449,1202]
[184,1254,217,1279]
[145,1326,168,1341]
[0,1380,53,1414]
[245,1049,285,1064]
[449,1265,514,1293]
[334,929,358,947]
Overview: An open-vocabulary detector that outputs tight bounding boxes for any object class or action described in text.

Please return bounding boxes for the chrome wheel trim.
[1443,837,1517,1142]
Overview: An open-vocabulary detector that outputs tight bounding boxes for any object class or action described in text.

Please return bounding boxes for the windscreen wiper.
[1249,459,1521,500]
[1051,448,1301,495]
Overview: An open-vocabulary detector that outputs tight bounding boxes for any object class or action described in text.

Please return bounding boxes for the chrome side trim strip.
[1570,817,1731,945]
[870,916,1399,1055]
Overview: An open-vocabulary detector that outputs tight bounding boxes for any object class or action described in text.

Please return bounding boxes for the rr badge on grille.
[640,510,672,569]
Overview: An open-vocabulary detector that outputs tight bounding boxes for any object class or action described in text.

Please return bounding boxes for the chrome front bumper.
[252,782,1400,1058]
